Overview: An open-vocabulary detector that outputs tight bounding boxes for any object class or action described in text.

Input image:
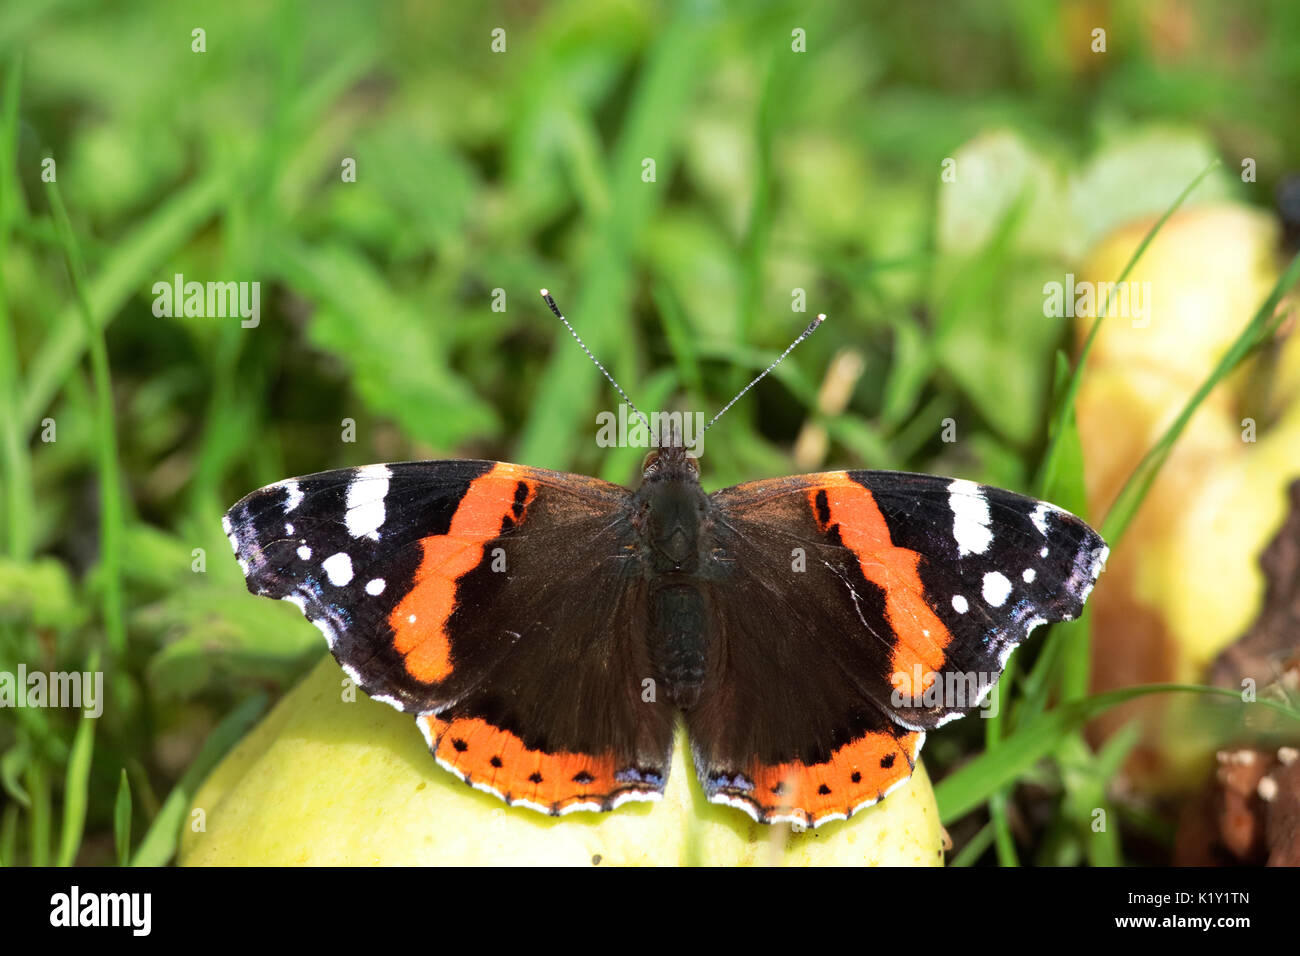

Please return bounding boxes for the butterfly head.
[641,436,700,485]
[636,431,707,573]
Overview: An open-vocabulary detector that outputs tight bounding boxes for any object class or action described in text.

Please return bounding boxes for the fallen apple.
[181,655,945,866]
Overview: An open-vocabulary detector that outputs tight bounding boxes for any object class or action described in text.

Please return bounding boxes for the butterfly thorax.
[635,472,705,571]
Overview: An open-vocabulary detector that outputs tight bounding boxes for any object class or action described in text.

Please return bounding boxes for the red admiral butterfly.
[224,292,1108,828]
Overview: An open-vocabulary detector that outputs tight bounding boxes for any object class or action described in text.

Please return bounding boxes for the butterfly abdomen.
[648,583,708,709]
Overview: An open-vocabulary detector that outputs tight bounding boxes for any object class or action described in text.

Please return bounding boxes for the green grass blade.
[21,170,228,435]
[1101,248,1300,544]
[55,657,98,866]
[936,683,1299,823]
[652,281,706,403]
[734,50,776,370]
[27,759,49,866]
[114,768,132,867]
[984,386,1089,854]
[47,181,127,655]
[0,802,17,866]
[516,0,710,468]
[989,790,1019,866]
[1083,723,1140,867]
[0,739,30,807]
[1036,159,1221,496]
[983,653,1018,866]
[0,53,33,560]
[950,821,995,867]
[131,693,267,867]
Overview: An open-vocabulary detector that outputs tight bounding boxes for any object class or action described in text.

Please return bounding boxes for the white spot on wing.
[311,618,338,646]
[948,479,992,556]
[223,515,240,554]
[282,480,304,513]
[1022,568,1036,583]
[416,715,437,749]
[1030,502,1051,536]
[1090,545,1109,580]
[297,545,311,560]
[365,577,386,595]
[323,552,353,586]
[609,790,662,810]
[952,594,969,614]
[1073,544,1110,606]
[345,464,390,540]
[982,571,1011,607]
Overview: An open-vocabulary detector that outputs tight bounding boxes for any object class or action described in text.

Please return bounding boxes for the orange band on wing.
[810,474,950,695]
[728,729,923,827]
[417,714,658,814]
[389,464,537,683]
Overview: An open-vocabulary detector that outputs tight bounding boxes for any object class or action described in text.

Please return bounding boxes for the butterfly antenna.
[703,313,827,432]
[540,289,652,436]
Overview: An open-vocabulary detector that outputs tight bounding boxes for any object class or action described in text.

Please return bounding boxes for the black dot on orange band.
[818,783,832,795]
[573,771,594,784]
[490,755,503,768]
[528,771,543,784]
[851,771,862,783]
[814,489,831,528]
[452,738,468,752]
[881,753,895,769]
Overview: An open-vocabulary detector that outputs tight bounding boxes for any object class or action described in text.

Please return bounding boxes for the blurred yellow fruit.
[1075,202,1297,793]
[1157,398,1300,677]
[1074,204,1279,388]
[1267,314,1300,416]
[181,656,945,866]
[1075,362,1239,528]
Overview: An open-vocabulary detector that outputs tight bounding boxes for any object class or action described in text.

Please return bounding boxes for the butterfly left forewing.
[225,460,676,816]
[224,460,499,712]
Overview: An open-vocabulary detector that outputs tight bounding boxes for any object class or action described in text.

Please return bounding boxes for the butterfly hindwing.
[684,469,1107,828]
[224,460,675,815]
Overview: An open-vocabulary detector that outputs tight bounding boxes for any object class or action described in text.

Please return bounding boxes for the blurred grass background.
[2,0,1299,865]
